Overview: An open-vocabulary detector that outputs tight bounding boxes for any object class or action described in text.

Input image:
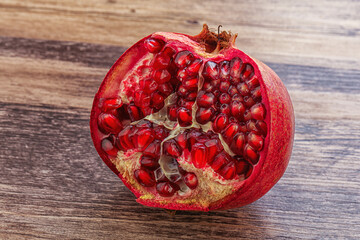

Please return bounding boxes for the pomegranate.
[90,24,294,211]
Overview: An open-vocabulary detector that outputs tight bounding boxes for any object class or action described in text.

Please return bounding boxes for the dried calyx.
[90,24,294,211]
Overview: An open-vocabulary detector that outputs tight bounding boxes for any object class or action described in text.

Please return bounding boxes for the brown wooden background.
[1,0,359,239]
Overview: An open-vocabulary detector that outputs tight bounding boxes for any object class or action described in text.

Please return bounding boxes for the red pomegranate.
[90,24,294,211]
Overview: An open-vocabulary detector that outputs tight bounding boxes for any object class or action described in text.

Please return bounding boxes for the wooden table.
[1,1,359,239]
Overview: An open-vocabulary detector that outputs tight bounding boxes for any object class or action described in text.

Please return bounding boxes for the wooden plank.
[0,0,359,69]
[0,103,359,239]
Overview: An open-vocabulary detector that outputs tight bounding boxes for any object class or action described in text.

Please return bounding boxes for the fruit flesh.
[90,25,294,211]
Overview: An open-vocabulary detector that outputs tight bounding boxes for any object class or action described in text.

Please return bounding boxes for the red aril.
[183,172,198,189]
[97,113,123,134]
[90,24,295,211]
[134,169,155,187]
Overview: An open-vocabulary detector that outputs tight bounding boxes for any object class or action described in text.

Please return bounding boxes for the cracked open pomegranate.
[90,24,294,211]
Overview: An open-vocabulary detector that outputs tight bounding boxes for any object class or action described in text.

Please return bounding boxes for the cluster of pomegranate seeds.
[163,50,203,127]
[95,36,267,198]
[198,58,267,165]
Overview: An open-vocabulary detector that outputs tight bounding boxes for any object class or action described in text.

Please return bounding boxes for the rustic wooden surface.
[0,0,359,239]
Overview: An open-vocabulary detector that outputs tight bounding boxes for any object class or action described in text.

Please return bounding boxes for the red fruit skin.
[90,29,295,211]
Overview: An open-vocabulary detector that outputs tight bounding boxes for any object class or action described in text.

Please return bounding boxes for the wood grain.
[0,0,359,69]
[0,0,359,239]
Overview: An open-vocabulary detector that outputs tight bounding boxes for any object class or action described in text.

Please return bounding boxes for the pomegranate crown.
[193,24,237,53]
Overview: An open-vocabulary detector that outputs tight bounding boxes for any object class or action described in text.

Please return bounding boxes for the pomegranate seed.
[237,82,250,96]
[186,91,197,101]
[244,144,259,164]
[187,58,203,75]
[153,53,171,69]
[219,93,231,104]
[219,161,236,180]
[175,131,188,150]
[117,126,135,150]
[167,105,178,121]
[222,123,240,142]
[134,169,155,187]
[153,126,169,140]
[243,110,252,121]
[140,79,158,94]
[234,156,253,178]
[163,139,182,157]
[213,114,228,132]
[256,120,268,136]
[174,50,193,68]
[141,106,153,116]
[196,107,214,124]
[191,143,207,168]
[239,122,247,133]
[242,64,254,80]
[230,133,245,155]
[197,91,215,108]
[205,139,222,163]
[153,69,171,83]
[230,100,245,118]
[252,87,262,101]
[203,61,219,80]
[101,136,118,156]
[219,104,230,115]
[101,98,123,113]
[183,172,198,189]
[98,113,123,134]
[230,57,243,80]
[219,81,230,93]
[151,91,164,106]
[228,85,239,96]
[134,91,151,108]
[219,61,230,80]
[234,157,252,175]
[244,96,256,108]
[177,69,188,81]
[188,129,202,149]
[182,78,198,90]
[144,38,164,53]
[143,140,161,158]
[140,155,160,170]
[177,85,188,97]
[211,152,230,172]
[247,120,257,133]
[178,99,194,110]
[157,83,173,96]
[156,182,178,197]
[202,82,214,92]
[251,103,266,120]
[177,107,192,127]
[162,46,176,57]
[247,132,264,151]
[211,79,221,88]
[135,128,154,150]
[247,77,260,90]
